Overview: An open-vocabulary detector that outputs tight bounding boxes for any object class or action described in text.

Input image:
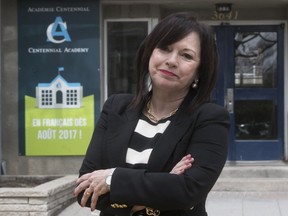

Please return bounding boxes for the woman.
[74,12,230,216]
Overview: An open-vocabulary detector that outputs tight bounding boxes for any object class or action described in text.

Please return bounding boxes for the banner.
[18,0,100,155]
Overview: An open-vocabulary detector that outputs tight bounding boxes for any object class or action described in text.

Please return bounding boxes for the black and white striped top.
[125,114,173,169]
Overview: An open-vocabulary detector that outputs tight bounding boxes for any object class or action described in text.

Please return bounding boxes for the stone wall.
[0,175,77,216]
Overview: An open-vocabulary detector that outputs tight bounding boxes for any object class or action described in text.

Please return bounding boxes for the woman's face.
[148,32,201,95]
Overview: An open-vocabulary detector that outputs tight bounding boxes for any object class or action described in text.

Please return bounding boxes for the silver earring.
[192,79,199,89]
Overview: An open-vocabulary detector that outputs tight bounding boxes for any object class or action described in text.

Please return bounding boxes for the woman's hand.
[73,168,114,211]
[170,154,194,174]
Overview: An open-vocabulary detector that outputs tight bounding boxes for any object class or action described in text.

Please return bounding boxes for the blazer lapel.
[147,90,197,172]
[147,112,193,172]
[106,106,140,167]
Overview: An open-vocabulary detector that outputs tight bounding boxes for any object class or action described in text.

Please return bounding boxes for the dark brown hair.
[132,12,218,111]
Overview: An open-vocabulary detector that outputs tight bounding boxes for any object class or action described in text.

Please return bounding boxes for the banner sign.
[18,0,100,156]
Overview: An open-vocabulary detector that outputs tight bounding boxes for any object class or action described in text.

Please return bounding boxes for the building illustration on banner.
[36,67,83,109]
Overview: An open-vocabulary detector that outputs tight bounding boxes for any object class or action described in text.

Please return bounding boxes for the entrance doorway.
[214,24,284,160]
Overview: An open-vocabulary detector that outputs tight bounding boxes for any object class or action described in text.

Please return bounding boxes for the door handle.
[225,88,234,114]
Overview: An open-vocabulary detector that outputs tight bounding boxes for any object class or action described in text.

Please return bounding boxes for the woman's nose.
[165,52,178,67]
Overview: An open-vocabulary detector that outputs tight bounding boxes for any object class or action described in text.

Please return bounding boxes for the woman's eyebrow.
[182,48,198,55]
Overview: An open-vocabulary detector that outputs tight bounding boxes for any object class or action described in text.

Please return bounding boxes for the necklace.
[146,99,178,123]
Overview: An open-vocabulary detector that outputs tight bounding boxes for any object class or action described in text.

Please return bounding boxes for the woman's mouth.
[159,69,177,77]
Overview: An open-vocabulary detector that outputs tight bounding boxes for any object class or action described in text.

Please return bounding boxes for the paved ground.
[58,192,288,216]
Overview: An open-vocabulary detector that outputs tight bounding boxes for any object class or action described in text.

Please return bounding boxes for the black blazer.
[78,91,230,216]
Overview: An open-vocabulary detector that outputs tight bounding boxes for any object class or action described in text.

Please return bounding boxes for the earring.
[192,79,199,89]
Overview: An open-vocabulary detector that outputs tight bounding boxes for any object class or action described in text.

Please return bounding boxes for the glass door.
[104,19,154,98]
[214,24,284,160]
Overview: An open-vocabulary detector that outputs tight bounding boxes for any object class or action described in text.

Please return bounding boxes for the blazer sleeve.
[109,103,230,211]
[78,97,111,174]
[78,93,134,174]
[76,94,133,212]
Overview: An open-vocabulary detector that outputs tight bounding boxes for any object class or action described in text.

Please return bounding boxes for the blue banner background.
[18,0,100,155]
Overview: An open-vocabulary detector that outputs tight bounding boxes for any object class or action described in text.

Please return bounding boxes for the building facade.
[1,0,288,175]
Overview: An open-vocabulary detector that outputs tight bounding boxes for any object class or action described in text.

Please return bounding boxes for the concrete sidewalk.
[206,192,288,216]
[58,191,288,216]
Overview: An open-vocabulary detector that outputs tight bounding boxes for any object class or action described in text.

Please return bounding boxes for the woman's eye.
[181,53,193,60]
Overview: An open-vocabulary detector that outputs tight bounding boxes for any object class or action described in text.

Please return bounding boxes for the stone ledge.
[213,177,288,192]
[0,175,78,216]
[220,166,288,178]
[208,191,288,199]
[212,166,288,193]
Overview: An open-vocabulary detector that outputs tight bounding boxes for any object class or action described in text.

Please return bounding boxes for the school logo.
[36,67,83,109]
[46,16,71,44]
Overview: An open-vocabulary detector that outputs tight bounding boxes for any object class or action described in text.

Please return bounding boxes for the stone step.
[214,177,288,191]
[220,165,288,178]
[212,166,288,193]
